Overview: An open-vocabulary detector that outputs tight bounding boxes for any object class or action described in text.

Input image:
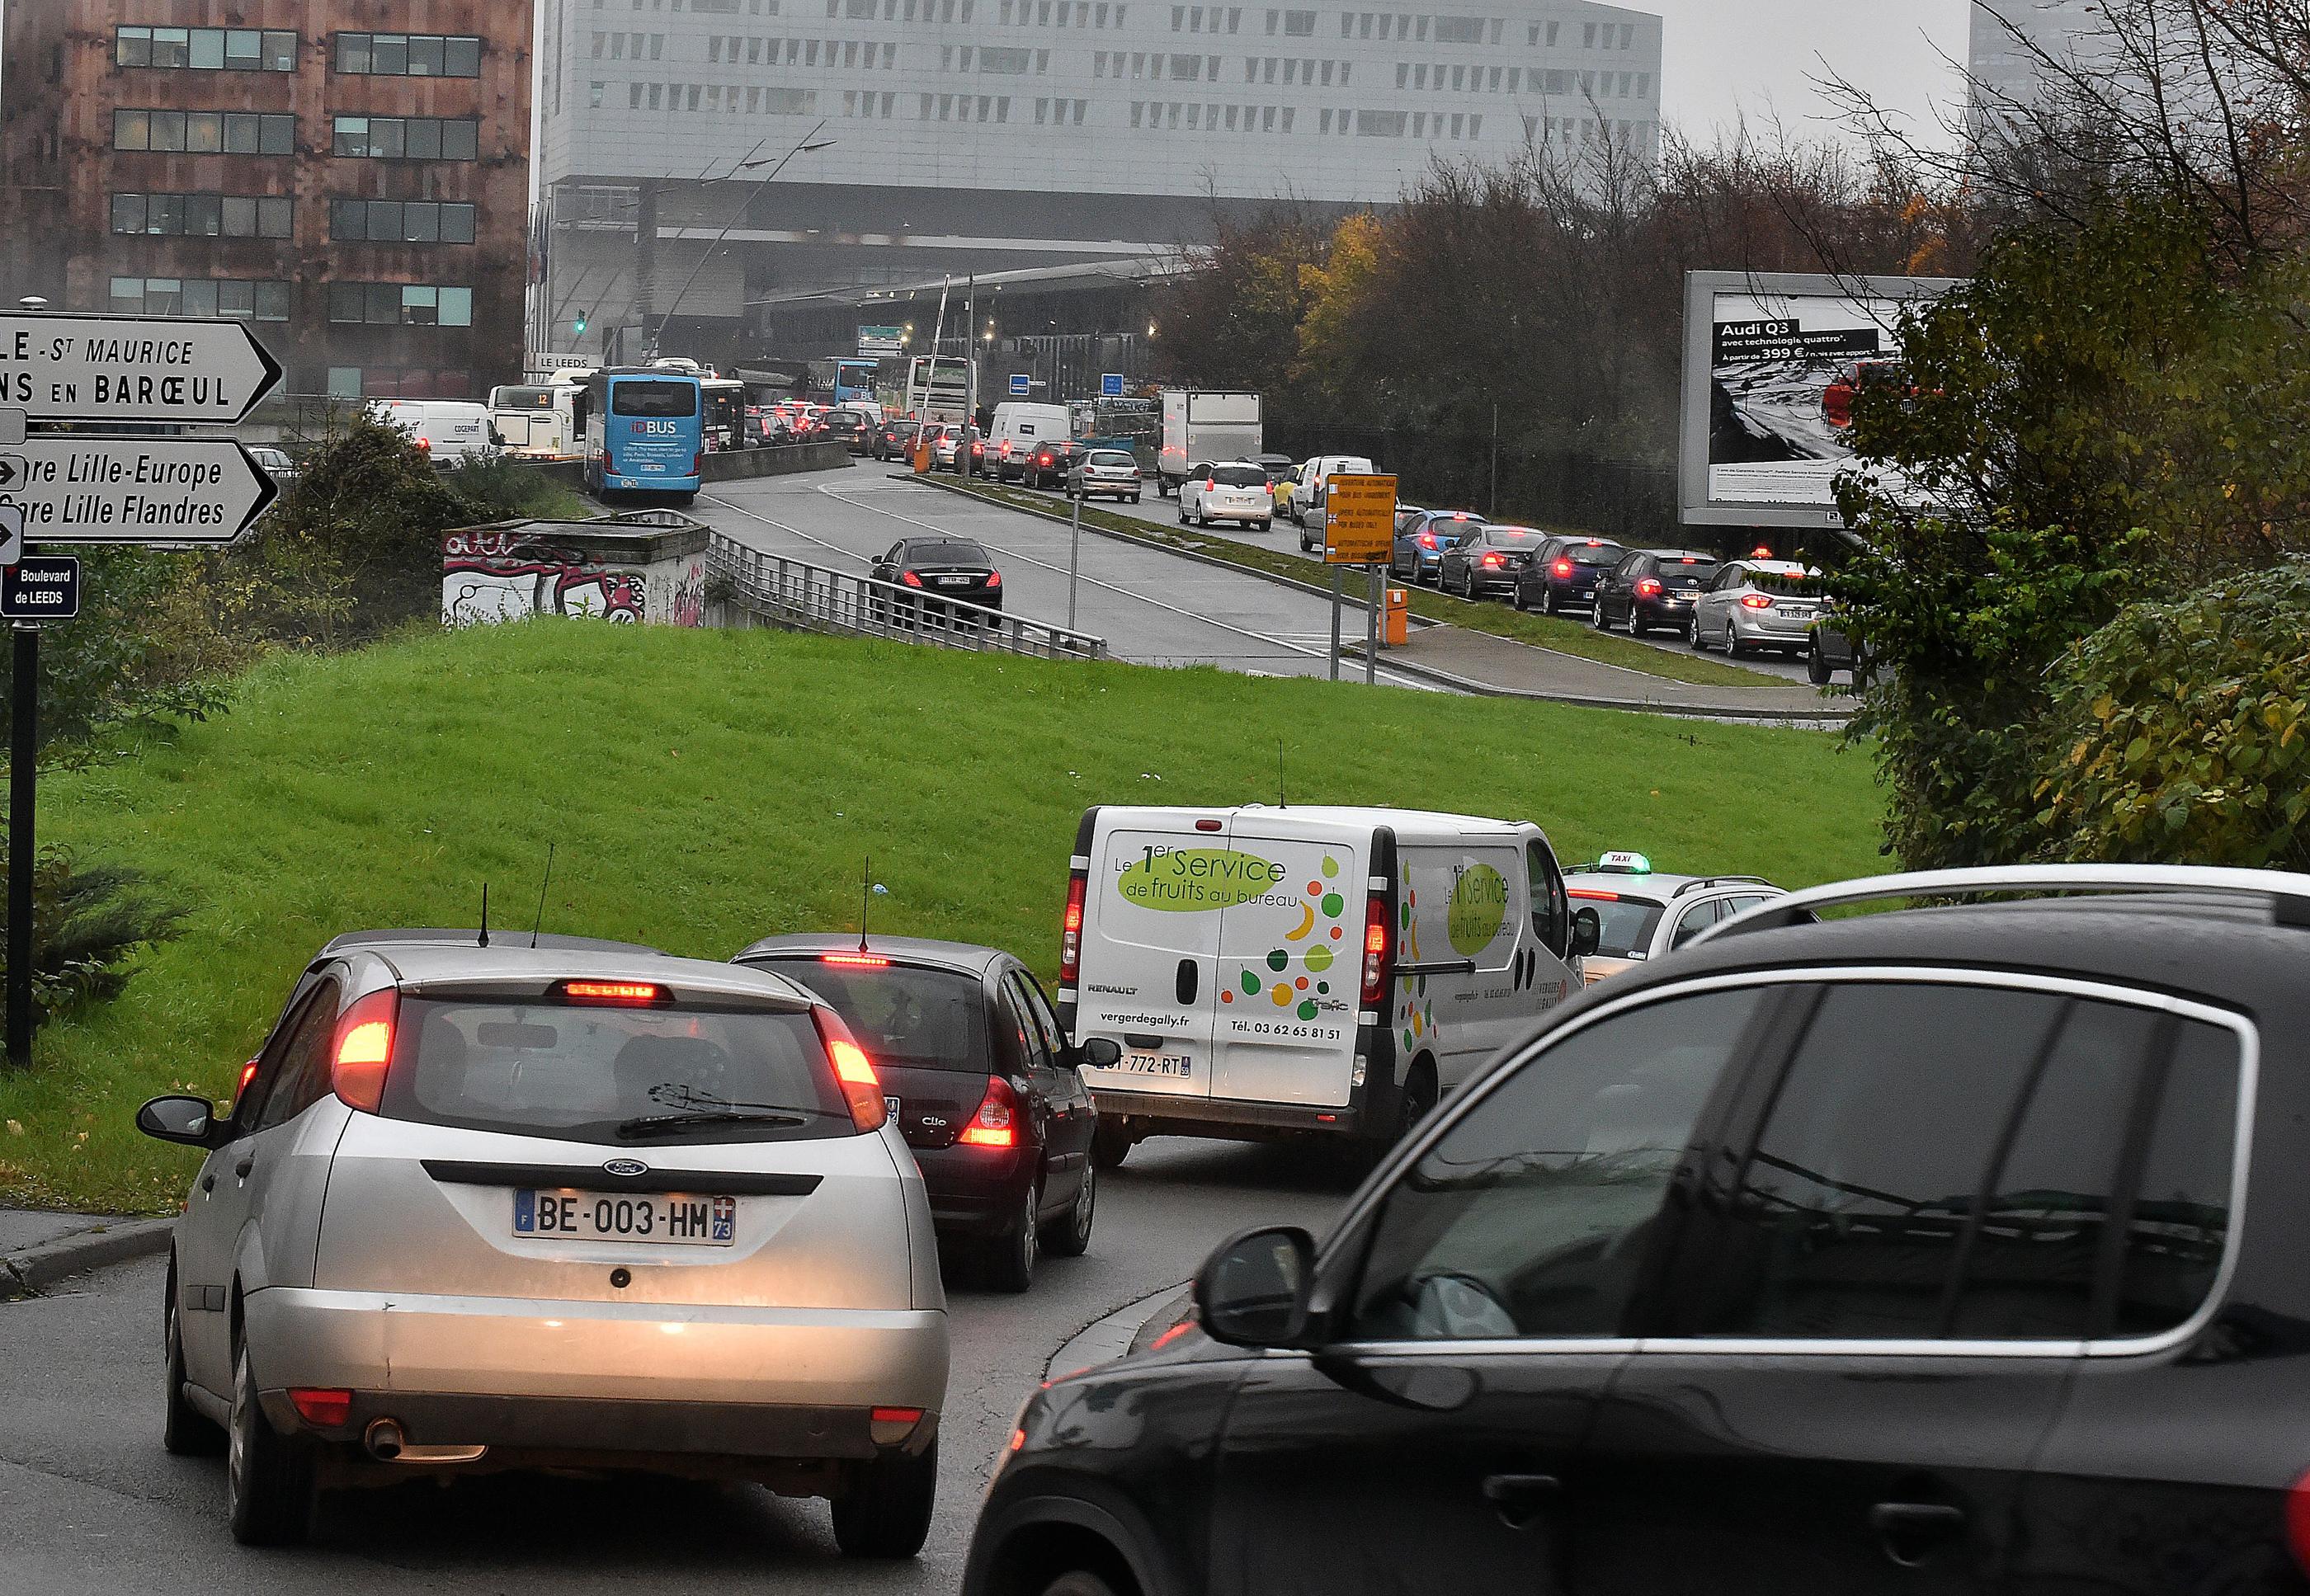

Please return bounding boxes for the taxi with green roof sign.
[1563,852,1788,983]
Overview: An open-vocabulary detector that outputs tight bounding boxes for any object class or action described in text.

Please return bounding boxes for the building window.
[1280,7,1313,32]
[115,27,297,71]
[113,109,295,154]
[333,33,483,76]
[1355,108,1405,134]
[981,45,1031,71]
[109,276,289,320]
[591,79,606,105]
[328,367,365,400]
[326,283,476,327]
[330,200,478,243]
[332,116,482,160]
[111,191,294,239]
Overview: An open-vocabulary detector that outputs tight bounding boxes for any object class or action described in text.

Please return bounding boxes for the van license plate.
[1124,1050,1190,1078]
[512,1189,736,1245]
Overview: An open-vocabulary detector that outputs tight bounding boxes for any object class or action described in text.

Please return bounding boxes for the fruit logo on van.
[1447,864,1511,956]
[1401,861,1440,1054]
[1115,847,1288,912]
[1220,854,1346,1023]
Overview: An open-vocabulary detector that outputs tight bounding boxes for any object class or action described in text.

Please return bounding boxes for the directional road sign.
[1008,373,1032,397]
[0,311,282,426]
[1101,373,1124,398]
[0,435,276,544]
[1,556,79,622]
[1324,473,1398,565]
[0,505,21,567]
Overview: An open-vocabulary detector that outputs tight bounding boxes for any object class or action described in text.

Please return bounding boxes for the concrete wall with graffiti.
[443,516,710,628]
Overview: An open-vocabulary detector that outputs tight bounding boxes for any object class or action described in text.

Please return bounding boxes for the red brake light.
[1553,558,1574,578]
[332,987,399,1113]
[959,1075,1019,1147]
[901,571,923,586]
[415,436,431,452]
[2288,1469,2310,1575]
[559,980,667,1005]
[1741,592,1775,610]
[1194,817,1223,831]
[289,1388,352,1428]
[1360,895,1389,1008]
[813,1006,888,1132]
[1635,577,1662,598]
[1059,871,1088,986]
[986,568,1002,587]
[1568,887,1622,901]
[821,952,891,967]
[691,451,703,476]
[1482,553,1502,567]
[236,1057,261,1103]
[1417,532,1436,548]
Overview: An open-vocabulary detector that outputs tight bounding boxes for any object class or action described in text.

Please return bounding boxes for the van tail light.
[959,1075,1019,1147]
[331,988,399,1113]
[1360,895,1390,1008]
[1553,558,1574,578]
[2288,1469,2310,1575]
[813,1005,888,1132]
[1741,593,1775,610]
[1059,870,1088,986]
[1635,577,1662,599]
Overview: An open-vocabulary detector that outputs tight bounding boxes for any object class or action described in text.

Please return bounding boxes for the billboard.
[1679,271,1963,530]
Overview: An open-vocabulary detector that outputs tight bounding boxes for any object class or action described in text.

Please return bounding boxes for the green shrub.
[0,839,187,1024]
[442,451,588,523]
[2034,563,2310,869]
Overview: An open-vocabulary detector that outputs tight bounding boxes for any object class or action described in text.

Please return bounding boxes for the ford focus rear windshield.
[750,959,991,1073]
[610,381,698,417]
[380,998,856,1144]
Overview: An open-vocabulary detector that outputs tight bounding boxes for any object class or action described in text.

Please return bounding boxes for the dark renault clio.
[734,936,1104,1291]
[966,864,2308,1596]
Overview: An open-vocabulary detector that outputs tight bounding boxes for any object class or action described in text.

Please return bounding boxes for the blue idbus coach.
[578,367,703,501]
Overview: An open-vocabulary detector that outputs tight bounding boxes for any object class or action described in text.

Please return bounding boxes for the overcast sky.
[1648,1,1973,150]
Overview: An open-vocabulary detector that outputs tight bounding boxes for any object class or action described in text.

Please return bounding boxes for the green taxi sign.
[1599,850,1653,873]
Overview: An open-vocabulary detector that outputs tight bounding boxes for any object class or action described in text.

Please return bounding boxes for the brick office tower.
[0,1,532,405]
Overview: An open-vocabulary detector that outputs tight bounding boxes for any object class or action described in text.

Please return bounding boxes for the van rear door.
[1073,818,1227,1101]
[1208,817,1365,1108]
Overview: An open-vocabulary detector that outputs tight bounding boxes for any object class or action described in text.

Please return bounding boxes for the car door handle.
[233,1156,254,1179]
[1869,1502,1966,1567]
[200,1172,215,1193]
[1482,1472,1562,1528]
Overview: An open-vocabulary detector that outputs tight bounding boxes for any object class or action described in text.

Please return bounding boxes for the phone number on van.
[1228,1019,1347,1042]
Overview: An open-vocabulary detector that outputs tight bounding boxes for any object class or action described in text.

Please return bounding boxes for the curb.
[1044,1279,1191,1383]
[1336,643,1857,724]
[2,1215,173,1296]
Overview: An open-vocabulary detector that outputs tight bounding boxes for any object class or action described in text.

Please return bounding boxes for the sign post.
[1068,495,1082,630]
[1322,473,1397,685]
[0,311,280,1066]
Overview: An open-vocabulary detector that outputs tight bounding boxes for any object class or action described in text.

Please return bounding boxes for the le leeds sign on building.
[0,312,282,425]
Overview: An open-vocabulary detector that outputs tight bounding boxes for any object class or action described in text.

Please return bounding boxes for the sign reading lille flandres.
[0,311,283,425]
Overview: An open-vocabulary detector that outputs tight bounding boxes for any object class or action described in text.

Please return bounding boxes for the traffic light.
[573,309,589,336]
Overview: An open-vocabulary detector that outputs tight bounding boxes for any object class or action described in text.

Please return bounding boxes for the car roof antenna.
[858,854,873,953]
[478,882,489,949]
[530,841,556,949]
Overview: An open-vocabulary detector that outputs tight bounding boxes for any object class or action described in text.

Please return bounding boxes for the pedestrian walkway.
[2,1208,173,1294]
[1352,624,1859,721]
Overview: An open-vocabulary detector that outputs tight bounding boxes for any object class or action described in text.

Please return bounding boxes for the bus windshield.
[492,386,559,408]
[611,380,700,417]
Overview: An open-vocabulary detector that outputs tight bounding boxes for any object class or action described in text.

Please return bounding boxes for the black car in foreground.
[1436,524,1549,600]
[1594,546,1720,636]
[1024,440,1091,491]
[733,935,1107,1290]
[969,863,2303,1596]
[819,410,874,454]
[869,537,1004,620]
[1514,534,1627,614]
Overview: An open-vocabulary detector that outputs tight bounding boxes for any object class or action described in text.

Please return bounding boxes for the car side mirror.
[1570,906,1602,959]
[1077,1037,1121,1070]
[136,1094,224,1148]
[1195,1224,1316,1349]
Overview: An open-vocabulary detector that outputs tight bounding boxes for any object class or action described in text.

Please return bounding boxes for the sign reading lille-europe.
[0,311,283,544]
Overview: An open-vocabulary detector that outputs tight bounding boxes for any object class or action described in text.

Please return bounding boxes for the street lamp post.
[651,123,836,357]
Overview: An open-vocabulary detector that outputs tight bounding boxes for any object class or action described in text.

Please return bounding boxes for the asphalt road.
[692,470,1441,690]
[0,1137,1355,1595]
[977,473,1822,686]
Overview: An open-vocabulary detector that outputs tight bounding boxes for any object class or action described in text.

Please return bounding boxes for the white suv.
[1178,461,1275,530]
[137,930,948,1554]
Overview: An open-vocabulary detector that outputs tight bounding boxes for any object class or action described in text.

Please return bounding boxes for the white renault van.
[1293,454,1378,550]
[371,399,493,465]
[990,402,1071,482]
[1056,804,1592,1165]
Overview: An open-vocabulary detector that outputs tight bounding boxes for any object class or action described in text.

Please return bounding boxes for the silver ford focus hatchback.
[135,930,949,1554]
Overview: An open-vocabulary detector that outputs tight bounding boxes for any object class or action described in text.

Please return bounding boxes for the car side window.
[1008,971,1067,1070]
[1345,986,1768,1341]
[1665,982,2239,1342]
[1525,840,1568,956]
[1002,984,1052,1073]
[252,977,345,1132]
[1668,899,1723,949]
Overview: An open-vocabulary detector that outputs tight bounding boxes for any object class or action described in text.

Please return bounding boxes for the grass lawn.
[0,621,1883,1212]
[938,476,1771,690]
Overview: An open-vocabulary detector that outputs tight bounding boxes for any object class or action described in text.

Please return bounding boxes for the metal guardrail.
[707,532,1106,660]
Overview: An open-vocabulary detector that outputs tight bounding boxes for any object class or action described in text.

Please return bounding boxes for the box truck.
[1156,389,1262,497]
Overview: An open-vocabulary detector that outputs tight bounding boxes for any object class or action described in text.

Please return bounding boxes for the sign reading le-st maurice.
[0,312,282,426]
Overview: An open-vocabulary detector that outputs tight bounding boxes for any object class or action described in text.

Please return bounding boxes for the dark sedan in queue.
[1024,440,1091,491]
[1436,524,1549,600]
[1391,508,1481,586]
[869,537,1004,623]
[1593,548,1720,637]
[1514,534,1627,615]
[732,935,1104,1291]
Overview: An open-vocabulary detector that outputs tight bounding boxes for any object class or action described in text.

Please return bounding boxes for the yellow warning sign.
[1324,473,1398,565]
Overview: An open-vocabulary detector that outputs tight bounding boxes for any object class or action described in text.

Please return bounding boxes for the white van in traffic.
[371,398,493,465]
[1294,454,1378,550]
[1057,803,1591,1165]
[990,401,1071,482]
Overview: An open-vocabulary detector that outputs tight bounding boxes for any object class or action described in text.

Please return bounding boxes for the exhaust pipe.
[365,1418,405,1461]
[363,1417,485,1466]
